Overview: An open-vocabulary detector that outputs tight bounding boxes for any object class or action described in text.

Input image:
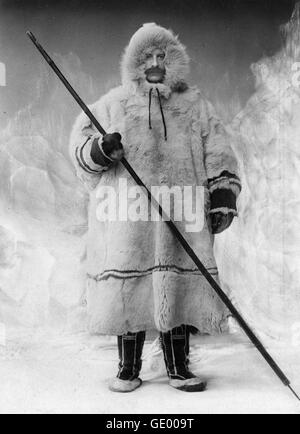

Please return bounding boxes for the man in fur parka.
[70,23,241,393]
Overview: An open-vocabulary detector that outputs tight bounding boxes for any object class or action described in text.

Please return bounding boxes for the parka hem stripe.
[87,265,218,282]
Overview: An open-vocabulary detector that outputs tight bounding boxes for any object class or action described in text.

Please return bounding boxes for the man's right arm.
[69,99,123,190]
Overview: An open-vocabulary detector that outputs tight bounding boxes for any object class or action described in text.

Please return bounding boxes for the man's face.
[144,48,166,83]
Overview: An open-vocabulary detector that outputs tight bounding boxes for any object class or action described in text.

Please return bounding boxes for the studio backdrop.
[0,0,299,343]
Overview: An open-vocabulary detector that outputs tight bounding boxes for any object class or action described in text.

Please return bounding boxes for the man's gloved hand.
[208,211,234,235]
[101,132,124,161]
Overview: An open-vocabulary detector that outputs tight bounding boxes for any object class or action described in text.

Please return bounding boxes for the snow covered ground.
[0,329,299,414]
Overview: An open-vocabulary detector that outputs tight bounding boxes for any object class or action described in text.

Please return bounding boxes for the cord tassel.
[156,88,168,141]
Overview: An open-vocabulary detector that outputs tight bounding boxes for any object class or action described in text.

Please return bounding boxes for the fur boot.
[160,325,207,392]
[109,331,146,392]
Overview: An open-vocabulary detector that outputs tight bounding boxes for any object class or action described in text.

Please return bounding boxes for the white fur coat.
[70,24,240,335]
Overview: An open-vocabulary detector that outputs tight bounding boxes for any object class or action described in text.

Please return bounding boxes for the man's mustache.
[145,66,166,83]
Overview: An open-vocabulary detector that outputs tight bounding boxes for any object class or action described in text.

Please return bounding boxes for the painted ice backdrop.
[216,3,300,341]
[0,54,93,331]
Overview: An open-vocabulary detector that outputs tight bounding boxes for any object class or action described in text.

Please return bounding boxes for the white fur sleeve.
[69,97,111,191]
[201,100,241,203]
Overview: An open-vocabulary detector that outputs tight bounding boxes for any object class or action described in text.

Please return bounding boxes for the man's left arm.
[201,100,242,234]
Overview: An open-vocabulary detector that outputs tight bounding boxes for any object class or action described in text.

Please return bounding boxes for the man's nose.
[152,55,158,66]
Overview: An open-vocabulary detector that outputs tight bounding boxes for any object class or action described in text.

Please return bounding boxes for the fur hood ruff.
[121,23,190,98]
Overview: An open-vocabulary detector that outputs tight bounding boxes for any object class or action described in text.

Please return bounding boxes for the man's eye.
[157,54,165,59]
[145,54,152,60]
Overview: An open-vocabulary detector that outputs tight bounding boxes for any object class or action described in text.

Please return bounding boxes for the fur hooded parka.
[70,23,241,335]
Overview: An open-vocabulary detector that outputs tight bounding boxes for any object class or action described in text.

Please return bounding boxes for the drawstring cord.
[148,87,168,141]
[148,88,153,130]
[156,88,168,141]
